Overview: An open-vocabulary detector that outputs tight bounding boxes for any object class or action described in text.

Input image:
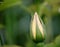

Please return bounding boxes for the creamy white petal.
[31,13,36,39]
[36,12,44,38]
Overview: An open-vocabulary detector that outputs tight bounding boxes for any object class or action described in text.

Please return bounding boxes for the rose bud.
[30,12,46,43]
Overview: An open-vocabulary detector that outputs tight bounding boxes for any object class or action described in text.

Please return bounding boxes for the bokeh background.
[0,0,60,47]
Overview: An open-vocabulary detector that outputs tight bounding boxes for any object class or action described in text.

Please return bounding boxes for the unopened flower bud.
[30,12,46,43]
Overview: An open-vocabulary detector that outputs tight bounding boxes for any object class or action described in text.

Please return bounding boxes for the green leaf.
[0,0,22,11]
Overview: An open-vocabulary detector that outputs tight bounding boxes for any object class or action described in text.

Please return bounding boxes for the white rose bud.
[30,12,46,43]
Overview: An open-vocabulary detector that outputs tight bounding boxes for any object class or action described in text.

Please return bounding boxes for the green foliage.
[54,35,60,47]
[37,43,44,47]
[36,35,60,47]
[44,35,60,47]
[3,45,21,47]
[0,0,22,11]
[2,35,60,47]
[0,0,60,47]
[44,43,56,47]
[32,0,44,4]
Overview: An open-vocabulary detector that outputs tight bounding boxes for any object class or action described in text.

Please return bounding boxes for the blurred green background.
[0,0,60,47]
